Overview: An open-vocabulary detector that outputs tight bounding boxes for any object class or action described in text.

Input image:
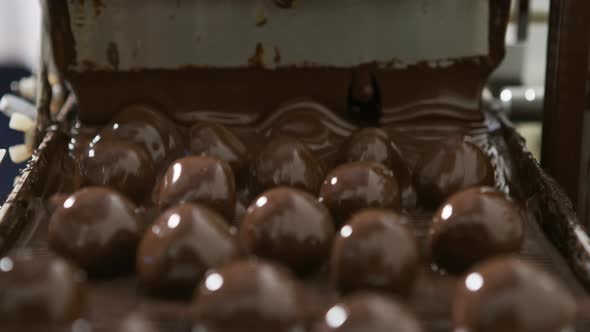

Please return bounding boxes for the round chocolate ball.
[330,209,419,295]
[252,137,324,195]
[80,137,156,202]
[319,162,400,225]
[341,128,414,207]
[101,104,184,168]
[240,187,335,274]
[313,293,422,332]
[428,187,524,274]
[189,123,249,186]
[340,128,404,171]
[157,156,236,221]
[454,256,576,332]
[137,203,240,295]
[0,251,86,323]
[48,187,142,275]
[193,260,304,332]
[414,135,494,208]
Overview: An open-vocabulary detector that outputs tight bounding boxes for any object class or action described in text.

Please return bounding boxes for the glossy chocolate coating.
[313,293,422,332]
[0,251,86,323]
[454,257,576,332]
[80,137,156,202]
[319,162,400,225]
[240,187,335,274]
[137,203,240,295]
[414,135,494,208]
[252,137,324,195]
[189,122,249,187]
[341,128,402,170]
[100,104,184,168]
[340,128,413,206]
[429,187,524,273]
[47,193,69,215]
[157,156,236,221]
[193,260,304,332]
[48,187,142,275]
[330,209,419,295]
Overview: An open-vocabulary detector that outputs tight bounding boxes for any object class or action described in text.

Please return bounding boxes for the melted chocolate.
[252,137,324,196]
[189,123,249,188]
[414,135,494,208]
[156,156,236,221]
[80,137,156,202]
[319,162,400,225]
[428,187,524,273]
[453,256,576,332]
[192,260,304,332]
[48,187,142,275]
[347,70,382,125]
[313,293,422,332]
[330,209,419,296]
[100,104,185,168]
[137,203,240,295]
[240,187,334,274]
[0,250,86,323]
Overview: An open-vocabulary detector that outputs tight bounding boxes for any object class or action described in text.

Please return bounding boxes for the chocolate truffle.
[252,137,324,195]
[0,251,86,323]
[100,104,184,168]
[340,128,414,206]
[189,123,249,186]
[80,137,156,202]
[240,187,335,274]
[313,293,422,332]
[428,187,524,273]
[454,256,576,332]
[48,187,142,275]
[193,260,304,332]
[137,203,240,295]
[330,209,419,295]
[340,128,403,171]
[157,156,236,221]
[414,135,494,207]
[319,162,400,225]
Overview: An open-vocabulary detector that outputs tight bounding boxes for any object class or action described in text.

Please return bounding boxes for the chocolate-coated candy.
[252,137,324,195]
[454,256,576,332]
[330,209,419,295]
[341,128,413,206]
[414,135,494,208]
[137,203,240,295]
[0,251,86,323]
[193,260,304,332]
[48,187,142,275]
[319,162,400,225]
[240,187,335,274]
[313,293,422,332]
[189,123,249,187]
[428,187,524,273]
[341,128,403,171]
[157,156,236,221]
[100,104,184,167]
[81,137,156,202]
